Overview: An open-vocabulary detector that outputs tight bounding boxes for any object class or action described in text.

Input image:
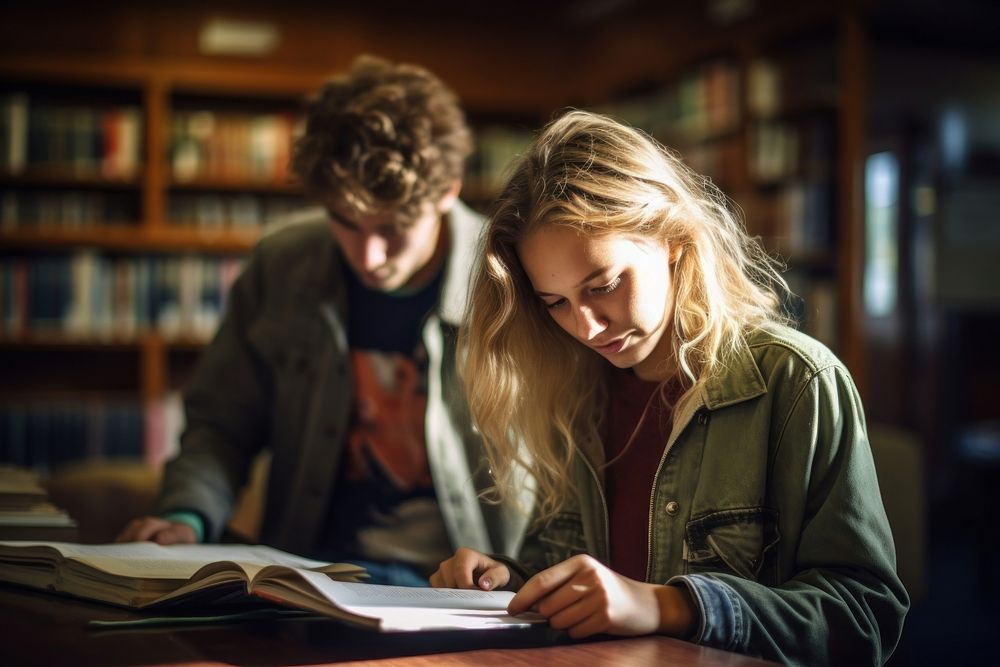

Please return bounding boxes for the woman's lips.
[592,337,625,355]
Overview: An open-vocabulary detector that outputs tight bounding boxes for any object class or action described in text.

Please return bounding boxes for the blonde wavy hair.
[461,110,790,523]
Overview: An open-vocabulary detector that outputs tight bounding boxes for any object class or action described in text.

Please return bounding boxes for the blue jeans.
[344,560,430,587]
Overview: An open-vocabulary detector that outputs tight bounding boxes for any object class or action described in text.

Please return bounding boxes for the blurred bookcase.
[588,9,862,361]
[0,3,871,471]
[0,57,553,472]
[0,59,322,471]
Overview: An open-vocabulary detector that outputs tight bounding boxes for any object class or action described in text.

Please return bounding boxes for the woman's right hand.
[430,547,516,591]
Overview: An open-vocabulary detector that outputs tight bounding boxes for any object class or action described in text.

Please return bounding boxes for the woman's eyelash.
[542,276,619,310]
[592,276,621,294]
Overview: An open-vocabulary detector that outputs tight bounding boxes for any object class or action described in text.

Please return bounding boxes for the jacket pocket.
[684,507,780,583]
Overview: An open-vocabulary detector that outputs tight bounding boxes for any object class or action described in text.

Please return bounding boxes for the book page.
[0,541,334,579]
[295,572,515,610]
[252,571,543,632]
[361,607,542,631]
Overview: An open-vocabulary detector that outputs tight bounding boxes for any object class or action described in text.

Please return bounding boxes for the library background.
[1,0,998,663]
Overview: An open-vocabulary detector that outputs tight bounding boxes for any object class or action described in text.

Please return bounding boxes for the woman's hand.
[429,547,516,591]
[507,554,697,639]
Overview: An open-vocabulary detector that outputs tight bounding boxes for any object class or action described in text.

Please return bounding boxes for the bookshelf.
[588,9,863,364]
[0,59,321,471]
[0,55,554,472]
[0,3,873,472]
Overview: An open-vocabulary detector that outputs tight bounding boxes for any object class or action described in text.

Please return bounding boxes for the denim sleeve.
[668,574,741,649]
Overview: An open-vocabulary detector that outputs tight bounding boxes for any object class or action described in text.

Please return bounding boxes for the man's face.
[325,194,451,292]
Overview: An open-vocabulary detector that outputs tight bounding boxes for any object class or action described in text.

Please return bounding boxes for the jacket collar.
[699,331,768,410]
[437,199,483,326]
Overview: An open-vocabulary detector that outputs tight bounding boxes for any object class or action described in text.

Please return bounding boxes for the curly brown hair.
[291,54,472,219]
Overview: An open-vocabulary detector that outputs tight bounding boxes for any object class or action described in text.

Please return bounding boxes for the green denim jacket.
[515,323,908,666]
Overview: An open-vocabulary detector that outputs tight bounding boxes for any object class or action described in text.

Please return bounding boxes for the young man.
[117,56,530,586]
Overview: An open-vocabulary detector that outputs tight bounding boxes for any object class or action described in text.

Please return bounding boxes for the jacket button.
[697,411,709,425]
[665,501,680,515]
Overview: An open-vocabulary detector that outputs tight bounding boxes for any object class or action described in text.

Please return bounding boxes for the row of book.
[0,253,243,340]
[1,189,139,227]
[0,391,184,471]
[171,110,298,183]
[748,54,837,119]
[773,179,834,257]
[168,193,308,229]
[784,271,838,351]
[464,126,534,195]
[593,58,741,145]
[0,189,311,230]
[0,93,143,178]
[0,400,145,470]
[749,117,835,185]
[0,465,77,541]
[679,139,743,191]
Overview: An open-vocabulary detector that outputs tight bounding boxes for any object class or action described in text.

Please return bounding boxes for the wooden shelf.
[750,91,841,121]
[0,331,210,350]
[168,177,301,194]
[0,170,142,190]
[657,123,742,150]
[0,1,874,468]
[0,226,259,253]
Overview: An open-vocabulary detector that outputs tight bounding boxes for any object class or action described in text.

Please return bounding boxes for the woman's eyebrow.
[534,268,609,296]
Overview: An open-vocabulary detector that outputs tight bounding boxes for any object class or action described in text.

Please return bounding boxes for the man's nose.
[361,234,388,271]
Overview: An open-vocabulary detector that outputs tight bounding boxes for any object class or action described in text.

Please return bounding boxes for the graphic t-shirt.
[322,267,452,572]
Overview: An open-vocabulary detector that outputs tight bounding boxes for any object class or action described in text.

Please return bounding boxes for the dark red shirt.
[603,370,685,582]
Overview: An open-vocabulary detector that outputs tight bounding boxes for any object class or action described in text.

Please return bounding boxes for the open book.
[0,541,542,631]
[0,541,365,608]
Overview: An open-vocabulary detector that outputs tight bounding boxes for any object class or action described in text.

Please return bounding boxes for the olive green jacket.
[156,201,530,562]
[515,323,908,666]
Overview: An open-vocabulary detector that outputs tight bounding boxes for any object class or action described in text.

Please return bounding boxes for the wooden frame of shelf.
[0,331,207,406]
[0,227,259,253]
[1,56,316,424]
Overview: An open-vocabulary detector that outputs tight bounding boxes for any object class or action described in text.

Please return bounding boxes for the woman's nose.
[575,304,608,341]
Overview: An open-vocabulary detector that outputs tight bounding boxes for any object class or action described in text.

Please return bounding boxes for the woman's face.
[518,224,676,381]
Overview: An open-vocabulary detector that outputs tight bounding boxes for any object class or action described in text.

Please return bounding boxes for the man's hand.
[429,547,517,591]
[507,554,697,639]
[115,516,197,545]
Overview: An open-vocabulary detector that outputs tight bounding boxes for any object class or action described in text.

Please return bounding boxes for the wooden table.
[0,583,777,666]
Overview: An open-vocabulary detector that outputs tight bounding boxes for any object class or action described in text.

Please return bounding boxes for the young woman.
[431,110,908,665]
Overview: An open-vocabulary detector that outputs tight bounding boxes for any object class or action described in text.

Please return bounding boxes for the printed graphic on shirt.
[324,349,451,569]
[344,350,432,491]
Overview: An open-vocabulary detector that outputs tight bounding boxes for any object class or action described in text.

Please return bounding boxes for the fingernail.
[480,578,492,590]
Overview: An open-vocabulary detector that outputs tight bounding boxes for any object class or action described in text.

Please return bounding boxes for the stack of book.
[0,465,77,541]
